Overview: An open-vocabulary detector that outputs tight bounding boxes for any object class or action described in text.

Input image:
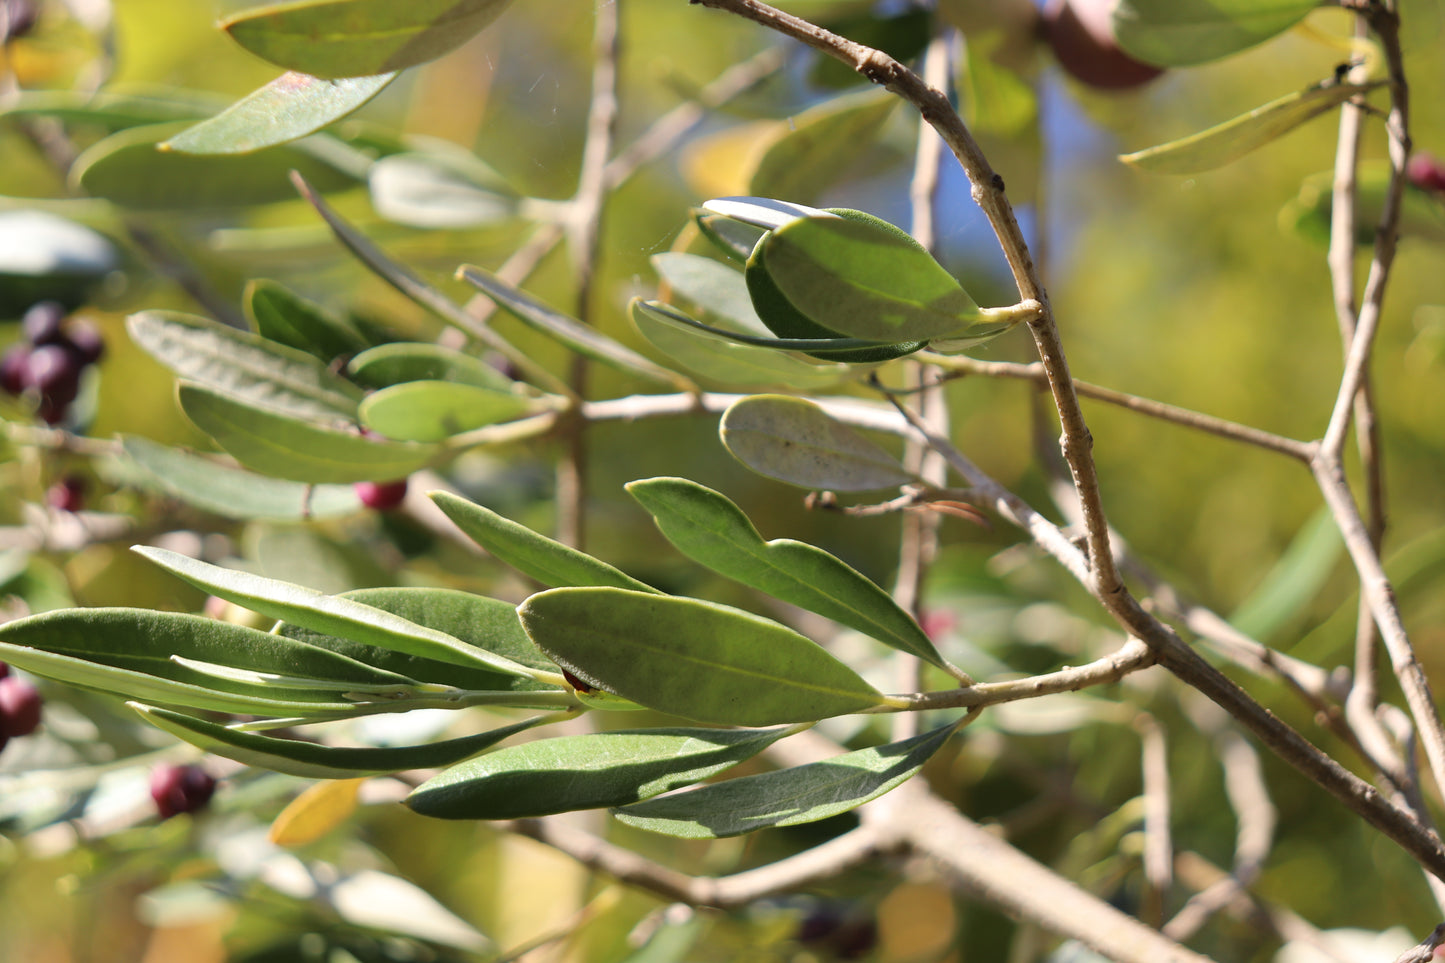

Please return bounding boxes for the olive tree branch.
[687,0,1123,603]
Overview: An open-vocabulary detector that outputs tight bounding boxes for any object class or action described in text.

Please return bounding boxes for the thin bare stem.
[1137,714,1174,928]
[917,354,1314,462]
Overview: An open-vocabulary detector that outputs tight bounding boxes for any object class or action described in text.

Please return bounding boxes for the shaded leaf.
[1229,508,1342,642]
[122,436,362,520]
[161,71,398,154]
[406,725,793,819]
[347,342,518,391]
[369,152,519,228]
[519,587,892,725]
[748,89,898,204]
[134,546,541,680]
[359,380,542,442]
[626,477,949,669]
[630,298,912,361]
[223,0,516,79]
[652,251,770,337]
[613,722,957,837]
[720,394,916,491]
[245,279,370,361]
[695,212,768,264]
[128,310,363,422]
[0,88,223,130]
[134,703,553,779]
[71,122,363,209]
[1113,0,1320,68]
[457,265,691,389]
[177,381,437,483]
[1279,163,1445,248]
[430,490,658,593]
[0,210,120,315]
[1121,80,1383,175]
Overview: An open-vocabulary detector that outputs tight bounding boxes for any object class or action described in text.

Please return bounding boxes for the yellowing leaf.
[269,777,366,848]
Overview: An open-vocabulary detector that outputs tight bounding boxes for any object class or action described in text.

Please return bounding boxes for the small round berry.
[47,476,87,513]
[25,343,80,396]
[21,301,66,346]
[61,319,105,366]
[0,675,43,737]
[354,478,409,510]
[561,668,596,694]
[1,0,40,42]
[0,660,10,679]
[150,764,217,819]
[1407,152,1445,194]
[1042,0,1163,91]
[0,344,29,395]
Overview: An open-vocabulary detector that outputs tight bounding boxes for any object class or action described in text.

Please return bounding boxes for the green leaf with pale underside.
[223,0,516,79]
[161,72,398,154]
[430,490,658,594]
[519,587,890,726]
[626,477,949,670]
[359,381,541,442]
[720,395,916,491]
[134,704,552,779]
[1112,0,1319,68]
[613,722,957,837]
[177,382,437,483]
[1121,80,1383,175]
[406,726,794,819]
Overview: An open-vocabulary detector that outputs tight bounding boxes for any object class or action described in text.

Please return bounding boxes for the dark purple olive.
[47,476,87,512]
[354,478,409,511]
[61,319,105,366]
[150,764,217,819]
[0,675,43,738]
[0,344,29,395]
[21,301,66,346]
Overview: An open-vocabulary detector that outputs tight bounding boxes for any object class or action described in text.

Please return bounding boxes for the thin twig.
[1137,713,1173,928]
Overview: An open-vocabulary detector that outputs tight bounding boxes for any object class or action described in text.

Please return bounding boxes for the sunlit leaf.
[71,122,363,209]
[359,380,542,442]
[406,726,794,819]
[347,342,517,391]
[430,490,658,593]
[134,546,540,679]
[630,298,911,361]
[720,394,916,491]
[127,310,363,422]
[245,278,370,361]
[177,382,437,483]
[161,72,398,154]
[613,722,957,837]
[134,703,553,779]
[122,436,362,520]
[1279,163,1445,247]
[519,587,892,725]
[1112,0,1319,67]
[1229,508,1342,643]
[1120,80,1383,175]
[223,0,517,79]
[626,477,950,669]
[269,777,365,846]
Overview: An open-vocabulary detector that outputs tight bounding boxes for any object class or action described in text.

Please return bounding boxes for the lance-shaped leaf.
[359,381,543,443]
[652,252,770,337]
[626,477,950,670]
[134,546,539,680]
[161,72,398,155]
[128,310,363,421]
[1121,80,1383,175]
[720,395,916,491]
[519,587,892,726]
[177,382,436,483]
[133,703,553,779]
[613,722,957,838]
[631,299,916,363]
[430,490,658,593]
[406,725,795,820]
[631,300,850,389]
[122,436,362,520]
[245,279,369,361]
[0,88,224,130]
[457,265,691,389]
[1112,0,1319,68]
[280,586,560,692]
[747,88,898,204]
[223,0,516,79]
[347,342,516,391]
[750,211,988,343]
[71,122,363,209]
[370,153,519,229]
[0,609,406,717]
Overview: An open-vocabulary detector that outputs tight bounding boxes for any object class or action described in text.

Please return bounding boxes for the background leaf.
[720,394,917,491]
[177,382,436,483]
[369,152,519,229]
[406,726,793,819]
[612,723,957,837]
[346,342,517,391]
[161,72,398,154]
[747,89,898,205]
[245,279,370,361]
[519,587,890,725]
[1112,0,1319,67]
[222,0,517,78]
[358,380,541,442]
